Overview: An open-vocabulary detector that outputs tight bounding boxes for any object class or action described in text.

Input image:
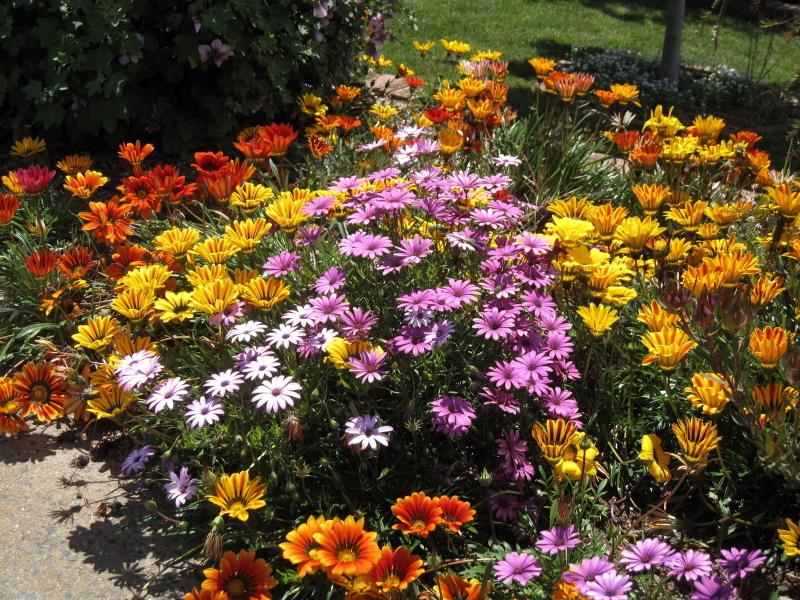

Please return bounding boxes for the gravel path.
[0,423,197,600]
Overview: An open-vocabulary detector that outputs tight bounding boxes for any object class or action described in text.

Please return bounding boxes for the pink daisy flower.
[252,375,302,413]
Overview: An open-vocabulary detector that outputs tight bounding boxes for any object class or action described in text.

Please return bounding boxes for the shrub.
[0,0,393,152]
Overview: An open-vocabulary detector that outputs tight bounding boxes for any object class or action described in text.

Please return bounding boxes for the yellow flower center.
[383,575,401,589]
[337,548,357,563]
[30,383,50,404]
[411,519,427,531]
[225,577,247,597]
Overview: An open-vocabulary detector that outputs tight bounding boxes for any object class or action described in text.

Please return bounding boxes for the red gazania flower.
[423,107,455,125]
[58,245,94,279]
[311,516,381,577]
[0,377,27,437]
[192,151,230,178]
[119,175,161,217]
[203,159,255,202]
[147,164,198,204]
[368,546,424,591]
[0,193,20,225]
[105,244,149,279]
[14,165,56,194]
[185,589,227,600]
[25,249,59,277]
[13,362,67,422]
[201,550,278,600]
[118,140,155,174]
[405,76,424,89]
[435,495,476,533]
[729,130,762,148]
[260,123,298,157]
[78,198,134,245]
[391,492,443,537]
[307,136,333,158]
[612,130,640,153]
[336,116,362,132]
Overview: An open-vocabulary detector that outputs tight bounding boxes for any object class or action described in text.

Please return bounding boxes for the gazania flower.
[241,277,290,310]
[191,278,238,315]
[369,546,424,591]
[56,154,93,176]
[641,327,697,371]
[119,174,160,216]
[280,515,328,577]
[230,182,274,212]
[765,182,800,218]
[750,274,785,306]
[201,550,278,600]
[439,128,464,156]
[111,288,155,320]
[528,57,556,79]
[751,383,797,425]
[748,326,790,369]
[58,245,94,279]
[307,136,333,158]
[577,303,618,337]
[118,140,155,172]
[778,518,800,557]
[632,183,671,216]
[391,492,443,537]
[258,123,299,158]
[586,204,628,241]
[297,93,326,116]
[413,39,435,56]
[206,470,267,521]
[78,198,134,245]
[0,193,20,225]
[265,192,310,232]
[436,495,476,532]
[672,417,721,463]
[192,236,240,264]
[204,159,256,202]
[638,434,671,483]
[685,373,730,415]
[311,516,381,577]
[594,89,617,109]
[433,573,490,600]
[86,385,135,419]
[532,418,578,462]
[24,249,59,278]
[13,165,56,194]
[613,216,665,252]
[13,362,67,422]
[185,588,226,600]
[72,315,121,350]
[154,226,200,258]
[610,83,640,105]
[9,136,46,158]
[224,218,271,253]
[0,378,27,436]
[64,170,108,198]
[153,291,195,323]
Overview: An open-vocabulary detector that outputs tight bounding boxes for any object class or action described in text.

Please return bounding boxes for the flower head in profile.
[344,414,393,451]
[436,495,475,533]
[577,303,619,337]
[368,546,425,591]
[779,518,800,558]
[691,575,735,600]
[638,434,671,483]
[493,551,541,585]
[206,470,267,522]
[672,417,721,463]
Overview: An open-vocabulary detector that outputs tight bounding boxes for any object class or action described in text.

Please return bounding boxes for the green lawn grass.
[382,0,800,84]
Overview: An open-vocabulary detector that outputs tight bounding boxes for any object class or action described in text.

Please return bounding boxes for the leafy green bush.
[0,0,393,152]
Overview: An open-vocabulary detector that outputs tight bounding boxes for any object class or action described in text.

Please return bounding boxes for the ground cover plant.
[3,36,800,599]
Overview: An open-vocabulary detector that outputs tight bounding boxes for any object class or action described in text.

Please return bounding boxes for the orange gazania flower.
[63,170,108,198]
[204,159,255,202]
[335,84,362,103]
[13,362,67,422]
[434,573,490,600]
[528,57,557,79]
[748,326,790,369]
[0,377,27,436]
[308,136,333,158]
[611,130,640,153]
[185,589,227,600]
[58,245,94,279]
[391,492,443,537]
[435,495,475,532]
[118,140,155,174]
[201,550,278,600]
[594,89,617,109]
[280,515,327,577]
[641,327,697,371]
[56,154,94,176]
[750,273,785,307]
[120,174,161,217]
[368,546,424,591]
[105,244,149,279]
[310,516,381,577]
[752,383,798,425]
[0,193,20,225]
[78,198,134,245]
[672,416,721,463]
[25,249,59,278]
[148,164,198,204]
[632,183,671,216]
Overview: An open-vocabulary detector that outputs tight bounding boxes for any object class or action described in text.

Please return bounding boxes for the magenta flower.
[514,232,551,255]
[535,524,580,554]
[146,377,191,413]
[393,326,434,356]
[486,360,525,390]
[121,445,155,476]
[561,556,615,593]
[493,551,541,585]
[430,395,476,438]
[185,396,224,428]
[341,308,378,340]
[164,467,198,507]
[545,330,574,360]
[344,414,393,451]
[197,38,234,67]
[488,493,519,521]
[668,549,713,582]
[582,571,632,600]
[339,231,393,258]
[397,289,436,314]
[520,290,556,317]
[252,375,302,413]
[375,185,415,212]
[620,538,676,573]
[210,300,245,326]
[480,387,520,414]
[691,575,736,600]
[262,251,301,277]
[348,350,387,383]
[115,350,163,391]
[203,368,244,399]
[313,267,347,294]
[473,307,516,341]
[717,547,765,581]
[367,166,400,181]
[496,429,534,482]
[396,236,433,266]
[309,293,350,324]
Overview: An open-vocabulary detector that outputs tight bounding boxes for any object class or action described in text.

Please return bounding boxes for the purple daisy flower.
[209,300,246,327]
[481,387,520,414]
[115,350,163,391]
[443,279,480,306]
[146,377,190,413]
[313,267,347,294]
[496,429,535,482]
[486,360,526,390]
[430,395,476,438]
[344,414,393,451]
[339,231,393,258]
[561,556,615,593]
[488,493,519,521]
[620,538,676,573]
[340,307,378,340]
[396,236,433,266]
[668,549,713,582]
[309,293,349,324]
[717,547,766,581]
[203,368,244,399]
[691,575,736,600]
[120,445,155,476]
[185,396,224,428]
[252,375,302,413]
[164,467,198,508]
[473,307,516,341]
[393,326,434,356]
[262,251,301,277]
[535,524,580,554]
[493,551,541,585]
[347,349,387,383]
[583,571,633,600]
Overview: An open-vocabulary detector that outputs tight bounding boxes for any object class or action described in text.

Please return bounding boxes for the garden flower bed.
[2,39,800,599]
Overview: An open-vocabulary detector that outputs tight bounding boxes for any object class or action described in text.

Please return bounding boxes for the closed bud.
[478,467,493,487]
[295,460,310,479]
[144,499,158,513]
[203,528,223,560]
[556,495,572,523]
[283,413,303,441]
[269,470,279,485]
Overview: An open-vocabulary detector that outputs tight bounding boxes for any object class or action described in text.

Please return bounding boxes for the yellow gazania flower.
[232,268,261,293]
[9,136,46,158]
[637,302,679,333]
[118,263,172,293]
[682,262,726,297]
[704,203,744,226]
[639,434,671,483]
[325,338,371,370]
[704,251,760,287]
[664,237,694,264]
[665,200,708,233]
[224,218,271,253]
[765,182,800,218]
[111,331,157,360]
[610,83,640,106]
[87,385,135,419]
[751,383,798,425]
[56,154,93,176]
[641,327,697,371]
[750,274,785,307]
[153,226,200,258]
[2,171,24,194]
[297,93,327,117]
[72,315,121,350]
[369,103,399,121]
[457,77,486,98]
[555,432,600,481]
[265,191,310,232]
[693,140,739,165]
[110,288,155,321]
[613,216,665,252]
[587,260,632,294]
[692,114,725,142]
[602,285,638,307]
[471,49,502,61]
[577,303,619,337]
[412,40,435,56]
[672,417,721,463]
[241,277,290,310]
[661,136,699,163]
[186,264,230,288]
[467,98,494,120]
[586,204,628,241]
[632,183,671,216]
[528,57,557,79]
[439,39,470,56]
[748,326,790,369]
[778,519,800,557]
[685,373,730,415]
[696,222,720,240]
[230,182,274,211]
[88,363,117,392]
[191,278,238,315]
[191,236,240,264]
[438,128,464,156]
[547,196,593,219]
[206,470,267,522]
[433,87,466,111]
[544,216,595,249]
[153,291,195,323]
[63,170,108,199]
[532,418,578,463]
[643,105,684,138]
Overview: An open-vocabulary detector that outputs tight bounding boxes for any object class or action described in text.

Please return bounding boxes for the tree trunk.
[660,0,686,84]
